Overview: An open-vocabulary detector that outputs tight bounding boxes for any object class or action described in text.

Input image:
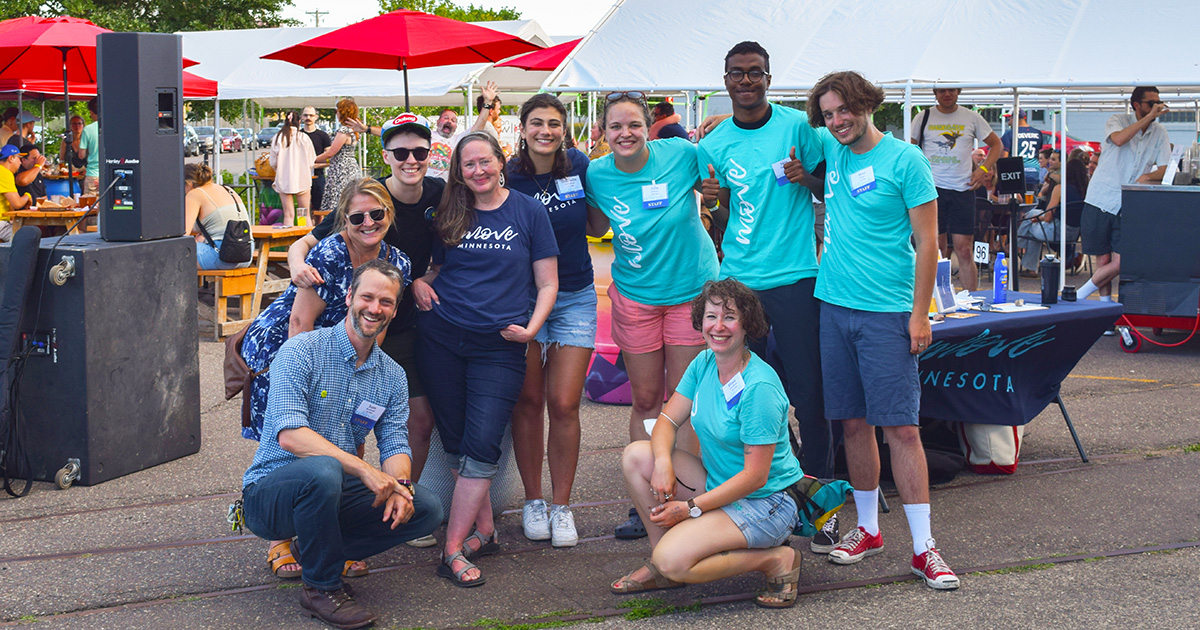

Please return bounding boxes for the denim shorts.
[196,239,253,271]
[720,490,798,549]
[819,301,920,426]
[531,284,598,349]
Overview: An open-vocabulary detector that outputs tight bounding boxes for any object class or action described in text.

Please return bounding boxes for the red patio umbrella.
[495,38,580,72]
[0,71,217,99]
[261,10,543,110]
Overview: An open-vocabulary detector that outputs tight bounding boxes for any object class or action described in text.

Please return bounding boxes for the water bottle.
[1040,254,1060,305]
[993,252,1008,304]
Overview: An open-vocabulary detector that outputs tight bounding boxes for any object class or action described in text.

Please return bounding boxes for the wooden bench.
[197,267,259,340]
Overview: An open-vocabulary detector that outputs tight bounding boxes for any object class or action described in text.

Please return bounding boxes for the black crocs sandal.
[614,507,647,539]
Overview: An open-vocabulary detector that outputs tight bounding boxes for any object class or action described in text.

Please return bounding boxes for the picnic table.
[199,224,312,339]
[9,208,93,234]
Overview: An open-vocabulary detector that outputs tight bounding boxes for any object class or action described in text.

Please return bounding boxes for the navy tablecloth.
[919,293,1122,426]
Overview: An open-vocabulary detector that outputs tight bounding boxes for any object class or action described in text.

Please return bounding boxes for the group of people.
[264,98,364,227]
[911,84,1173,306]
[237,40,968,629]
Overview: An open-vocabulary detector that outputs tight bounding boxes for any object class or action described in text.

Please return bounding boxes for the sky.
[279,0,612,40]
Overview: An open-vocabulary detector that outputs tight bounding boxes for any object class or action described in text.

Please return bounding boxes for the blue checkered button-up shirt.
[242,322,410,488]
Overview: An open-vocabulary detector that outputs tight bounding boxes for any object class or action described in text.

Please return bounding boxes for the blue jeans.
[751,277,837,478]
[415,310,527,478]
[196,239,253,270]
[242,456,443,590]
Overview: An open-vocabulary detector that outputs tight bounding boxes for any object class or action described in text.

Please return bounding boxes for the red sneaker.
[827,526,884,565]
[912,541,960,590]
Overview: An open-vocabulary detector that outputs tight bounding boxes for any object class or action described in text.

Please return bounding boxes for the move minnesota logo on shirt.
[459,224,519,250]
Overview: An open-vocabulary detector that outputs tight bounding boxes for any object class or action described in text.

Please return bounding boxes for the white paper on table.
[988,303,1050,313]
[1161,144,1186,186]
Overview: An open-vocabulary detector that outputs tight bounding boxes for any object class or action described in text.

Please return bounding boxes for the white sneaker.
[550,505,578,548]
[405,534,437,548]
[522,499,551,541]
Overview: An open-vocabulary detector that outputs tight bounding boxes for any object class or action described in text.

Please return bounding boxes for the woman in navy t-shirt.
[412,131,559,588]
[505,94,608,548]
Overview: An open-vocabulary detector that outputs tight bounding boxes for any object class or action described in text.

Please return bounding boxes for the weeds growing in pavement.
[1184,443,1200,453]
[982,563,1054,575]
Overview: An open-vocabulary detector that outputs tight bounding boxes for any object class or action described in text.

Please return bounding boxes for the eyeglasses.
[1141,100,1164,106]
[347,208,386,225]
[388,146,430,162]
[724,70,769,83]
[71,122,85,127]
[606,91,646,102]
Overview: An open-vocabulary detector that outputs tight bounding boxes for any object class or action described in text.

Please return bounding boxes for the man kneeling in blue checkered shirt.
[241,259,442,629]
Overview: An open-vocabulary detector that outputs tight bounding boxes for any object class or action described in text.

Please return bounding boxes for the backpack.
[196,186,253,263]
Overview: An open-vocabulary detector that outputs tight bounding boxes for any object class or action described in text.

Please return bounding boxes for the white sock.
[1099,295,1113,302]
[853,488,880,536]
[1077,279,1099,300]
[903,503,933,555]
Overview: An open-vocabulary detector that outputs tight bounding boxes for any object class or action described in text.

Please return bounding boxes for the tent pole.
[402,59,410,112]
[40,100,46,155]
[903,81,912,146]
[1009,88,1019,293]
[61,47,76,198]
[1060,94,1068,289]
[243,99,249,182]
[213,98,220,180]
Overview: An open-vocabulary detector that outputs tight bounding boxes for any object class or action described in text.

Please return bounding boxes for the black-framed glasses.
[606,91,646,102]
[724,70,768,83]
[347,208,386,225]
[388,146,430,162]
[1142,100,1164,106]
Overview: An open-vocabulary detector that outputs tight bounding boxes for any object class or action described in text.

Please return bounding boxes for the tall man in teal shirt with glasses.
[697,42,834,509]
[806,70,959,591]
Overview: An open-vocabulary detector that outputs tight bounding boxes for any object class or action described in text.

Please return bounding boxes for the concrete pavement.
[1,314,1198,629]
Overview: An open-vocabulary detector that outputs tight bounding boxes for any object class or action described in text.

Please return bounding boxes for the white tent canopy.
[180,20,558,109]
[546,0,1200,94]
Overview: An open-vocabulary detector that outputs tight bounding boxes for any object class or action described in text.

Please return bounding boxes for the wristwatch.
[687,498,702,518]
[395,478,413,491]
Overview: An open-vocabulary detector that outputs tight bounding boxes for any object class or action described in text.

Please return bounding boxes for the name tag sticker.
[642,183,669,209]
[351,400,385,431]
[556,175,584,200]
[850,166,877,197]
[723,372,746,410]
[771,158,791,186]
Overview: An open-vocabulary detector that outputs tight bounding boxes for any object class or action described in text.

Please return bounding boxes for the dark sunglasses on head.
[724,70,769,83]
[347,208,386,225]
[389,146,430,162]
[606,91,646,102]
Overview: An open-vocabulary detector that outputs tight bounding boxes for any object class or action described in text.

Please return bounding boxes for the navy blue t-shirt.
[656,122,689,140]
[505,148,594,292]
[431,190,559,332]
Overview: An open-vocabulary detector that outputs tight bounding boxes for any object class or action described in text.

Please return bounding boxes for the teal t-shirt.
[80,121,99,178]
[814,130,937,313]
[697,104,824,290]
[675,349,803,497]
[585,137,719,305]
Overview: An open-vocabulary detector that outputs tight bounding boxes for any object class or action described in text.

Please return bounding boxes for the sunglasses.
[724,70,769,83]
[606,91,646,102]
[1142,100,1164,106]
[388,146,430,162]
[347,208,386,225]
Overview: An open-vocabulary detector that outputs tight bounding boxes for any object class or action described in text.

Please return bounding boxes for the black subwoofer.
[0,234,200,485]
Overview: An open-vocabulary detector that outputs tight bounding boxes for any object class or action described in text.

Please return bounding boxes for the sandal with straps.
[462,529,500,561]
[267,540,302,579]
[755,547,802,609]
[609,560,685,595]
[437,550,487,588]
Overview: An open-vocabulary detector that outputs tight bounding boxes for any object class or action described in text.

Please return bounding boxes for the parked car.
[219,127,243,153]
[236,128,255,147]
[1039,130,1100,154]
[183,126,200,157]
[194,126,216,154]
[256,126,280,149]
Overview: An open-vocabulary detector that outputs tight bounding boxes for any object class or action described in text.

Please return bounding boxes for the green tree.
[1,0,297,33]
[378,0,521,21]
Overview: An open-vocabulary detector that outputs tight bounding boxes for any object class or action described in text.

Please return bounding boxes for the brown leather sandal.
[610,560,685,595]
[755,547,802,609]
[267,540,301,579]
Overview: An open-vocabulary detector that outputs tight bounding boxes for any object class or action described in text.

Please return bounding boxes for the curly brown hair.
[807,70,885,128]
[690,279,769,342]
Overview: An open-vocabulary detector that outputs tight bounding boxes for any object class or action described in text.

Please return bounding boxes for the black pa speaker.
[0,234,200,486]
[97,32,186,242]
